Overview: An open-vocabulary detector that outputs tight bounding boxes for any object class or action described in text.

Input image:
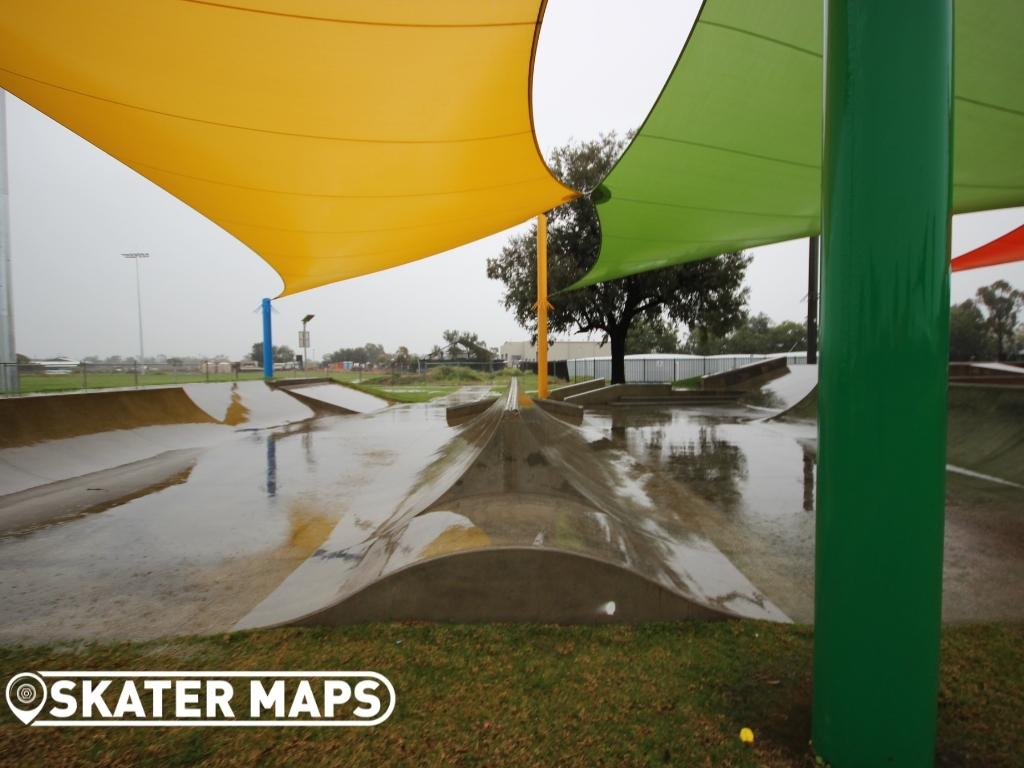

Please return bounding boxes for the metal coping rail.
[504,376,519,415]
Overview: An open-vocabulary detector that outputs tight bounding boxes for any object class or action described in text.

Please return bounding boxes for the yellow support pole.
[536,213,548,400]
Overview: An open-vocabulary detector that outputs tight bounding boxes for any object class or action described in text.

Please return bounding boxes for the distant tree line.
[320,343,418,371]
[950,280,1023,361]
[681,313,807,356]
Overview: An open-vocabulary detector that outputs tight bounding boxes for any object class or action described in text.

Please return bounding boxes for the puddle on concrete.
[0,396,468,643]
[583,402,1024,623]
[1,381,1020,641]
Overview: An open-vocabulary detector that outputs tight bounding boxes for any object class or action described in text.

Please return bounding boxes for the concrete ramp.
[272,380,388,414]
[0,387,217,448]
[740,364,818,416]
[183,380,314,427]
[0,382,315,497]
[773,381,1024,487]
[238,383,787,628]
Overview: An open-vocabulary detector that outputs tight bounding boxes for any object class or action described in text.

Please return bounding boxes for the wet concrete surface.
[735,364,819,414]
[245,394,785,628]
[0,387,495,642]
[582,395,1024,623]
[1,374,1020,642]
[278,382,388,414]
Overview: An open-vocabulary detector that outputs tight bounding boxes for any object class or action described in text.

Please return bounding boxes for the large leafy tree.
[948,299,994,361]
[487,134,749,384]
[441,330,493,361]
[250,342,295,365]
[975,280,1023,360]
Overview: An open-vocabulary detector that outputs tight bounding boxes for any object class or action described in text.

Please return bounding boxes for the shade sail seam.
[179,0,538,28]
[698,19,821,58]
[205,207,542,237]
[953,182,1024,191]
[955,94,1024,119]
[601,230,817,250]
[639,134,820,170]
[611,195,816,220]
[0,66,534,145]
[604,234,728,246]
[129,159,555,200]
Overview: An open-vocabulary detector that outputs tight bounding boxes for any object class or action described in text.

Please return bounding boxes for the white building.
[500,339,609,364]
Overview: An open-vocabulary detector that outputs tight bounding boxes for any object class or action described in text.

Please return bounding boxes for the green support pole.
[814,2,952,766]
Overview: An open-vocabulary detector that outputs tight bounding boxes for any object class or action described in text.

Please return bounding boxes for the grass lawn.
[488,373,569,396]
[331,369,566,403]
[672,376,702,389]
[333,377,460,404]
[0,622,1019,767]
[11,368,568,403]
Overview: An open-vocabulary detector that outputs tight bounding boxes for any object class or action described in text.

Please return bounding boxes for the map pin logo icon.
[6,673,47,725]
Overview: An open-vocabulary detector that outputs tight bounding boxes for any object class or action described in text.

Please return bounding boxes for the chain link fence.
[0,361,322,396]
[567,353,809,384]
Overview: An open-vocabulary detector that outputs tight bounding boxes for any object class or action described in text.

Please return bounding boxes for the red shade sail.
[951,224,1024,272]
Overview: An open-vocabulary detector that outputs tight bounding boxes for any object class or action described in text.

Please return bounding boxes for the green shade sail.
[576,0,1024,288]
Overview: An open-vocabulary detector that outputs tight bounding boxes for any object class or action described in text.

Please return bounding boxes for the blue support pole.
[261,297,273,381]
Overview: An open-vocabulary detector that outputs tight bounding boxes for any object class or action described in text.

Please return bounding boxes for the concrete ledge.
[700,356,787,389]
[276,386,358,415]
[532,397,584,425]
[548,378,606,401]
[446,379,520,427]
[566,383,669,405]
[445,397,499,427]
[0,448,200,535]
[566,384,742,407]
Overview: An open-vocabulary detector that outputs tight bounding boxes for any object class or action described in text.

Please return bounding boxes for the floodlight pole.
[121,252,149,365]
[0,90,18,394]
[536,213,549,399]
[814,2,952,766]
[262,297,273,380]
[300,313,314,371]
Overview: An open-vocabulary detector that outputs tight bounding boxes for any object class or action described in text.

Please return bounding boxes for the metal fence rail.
[566,354,808,384]
[0,361,318,396]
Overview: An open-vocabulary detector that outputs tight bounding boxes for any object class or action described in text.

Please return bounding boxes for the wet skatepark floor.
[581,403,1024,623]
[0,376,1021,642]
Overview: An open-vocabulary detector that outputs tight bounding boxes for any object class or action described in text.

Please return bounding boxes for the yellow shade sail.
[0,0,577,294]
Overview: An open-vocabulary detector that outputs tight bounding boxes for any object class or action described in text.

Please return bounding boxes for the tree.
[683,313,806,355]
[626,316,683,354]
[250,342,295,365]
[949,299,993,361]
[975,280,1023,360]
[322,343,387,366]
[393,346,411,370]
[363,343,387,366]
[441,330,492,361]
[487,134,750,384]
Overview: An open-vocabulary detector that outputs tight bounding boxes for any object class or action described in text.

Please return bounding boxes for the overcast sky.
[4,0,1023,360]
